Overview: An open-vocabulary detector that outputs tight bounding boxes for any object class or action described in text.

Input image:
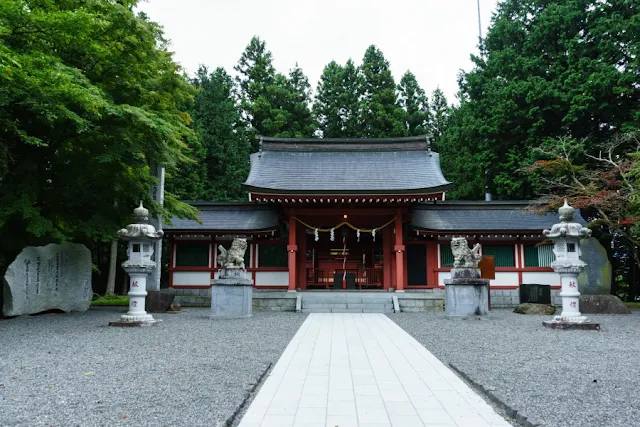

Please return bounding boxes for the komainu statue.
[217,238,247,269]
[451,237,482,268]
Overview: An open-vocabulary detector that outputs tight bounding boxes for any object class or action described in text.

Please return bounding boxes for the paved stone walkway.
[238,313,511,427]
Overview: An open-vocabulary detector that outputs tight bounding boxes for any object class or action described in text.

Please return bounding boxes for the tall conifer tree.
[397,71,430,136]
[186,66,249,201]
[429,88,450,147]
[359,45,406,138]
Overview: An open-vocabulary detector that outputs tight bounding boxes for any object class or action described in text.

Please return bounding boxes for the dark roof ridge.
[180,201,277,209]
[257,135,432,152]
[257,135,430,144]
[413,200,535,209]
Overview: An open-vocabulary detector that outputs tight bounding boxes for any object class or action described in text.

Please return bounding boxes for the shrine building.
[164,136,589,308]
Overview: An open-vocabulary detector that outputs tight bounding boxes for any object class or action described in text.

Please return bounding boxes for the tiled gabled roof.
[411,201,588,232]
[244,136,452,195]
[164,202,279,232]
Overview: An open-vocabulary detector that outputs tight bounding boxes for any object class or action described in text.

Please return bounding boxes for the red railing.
[306,267,383,289]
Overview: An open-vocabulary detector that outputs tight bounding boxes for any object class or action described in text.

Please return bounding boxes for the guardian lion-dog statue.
[217,238,248,269]
[451,237,482,268]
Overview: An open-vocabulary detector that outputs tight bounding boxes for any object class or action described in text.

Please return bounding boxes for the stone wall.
[172,288,211,307]
[397,289,444,312]
[252,291,296,312]
[489,289,562,308]
[170,288,297,311]
[170,287,562,310]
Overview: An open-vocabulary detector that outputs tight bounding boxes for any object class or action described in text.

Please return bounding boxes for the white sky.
[138,0,500,104]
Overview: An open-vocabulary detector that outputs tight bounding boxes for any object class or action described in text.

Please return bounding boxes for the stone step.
[302,298,392,304]
[346,303,393,309]
[300,308,394,314]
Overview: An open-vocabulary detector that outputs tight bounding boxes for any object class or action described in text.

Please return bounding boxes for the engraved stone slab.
[3,243,92,316]
[577,237,612,295]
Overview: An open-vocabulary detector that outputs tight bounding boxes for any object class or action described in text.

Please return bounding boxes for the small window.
[483,245,515,267]
[176,244,209,267]
[440,245,454,267]
[132,244,141,253]
[524,245,555,267]
[258,244,287,267]
[567,243,576,253]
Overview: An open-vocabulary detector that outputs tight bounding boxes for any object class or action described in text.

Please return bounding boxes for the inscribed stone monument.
[3,243,92,316]
[577,237,612,295]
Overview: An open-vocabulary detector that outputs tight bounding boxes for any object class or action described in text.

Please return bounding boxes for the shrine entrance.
[296,214,392,290]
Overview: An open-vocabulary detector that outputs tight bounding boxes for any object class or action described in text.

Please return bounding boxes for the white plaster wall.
[172,271,210,287]
[490,272,519,287]
[438,271,451,286]
[255,271,288,287]
[522,271,561,286]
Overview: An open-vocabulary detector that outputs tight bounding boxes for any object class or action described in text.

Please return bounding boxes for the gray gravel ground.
[390,309,640,427]
[0,307,306,427]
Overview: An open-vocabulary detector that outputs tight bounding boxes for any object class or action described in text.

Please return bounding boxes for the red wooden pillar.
[297,226,307,291]
[287,212,297,292]
[394,213,405,291]
[426,240,438,288]
[383,227,392,289]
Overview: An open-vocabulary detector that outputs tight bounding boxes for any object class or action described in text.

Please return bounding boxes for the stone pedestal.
[209,268,253,319]
[444,268,489,318]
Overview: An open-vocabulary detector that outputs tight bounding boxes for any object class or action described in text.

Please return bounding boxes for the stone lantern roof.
[543,200,591,240]
[117,201,164,240]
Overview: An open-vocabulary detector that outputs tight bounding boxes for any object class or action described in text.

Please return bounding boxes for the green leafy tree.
[0,0,198,270]
[359,45,406,138]
[441,0,640,200]
[397,71,430,136]
[528,133,640,271]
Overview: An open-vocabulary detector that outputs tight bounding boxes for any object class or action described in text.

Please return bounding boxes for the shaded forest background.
[0,0,638,295]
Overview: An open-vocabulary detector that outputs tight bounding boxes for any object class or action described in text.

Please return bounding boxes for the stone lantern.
[109,202,164,327]
[542,200,600,330]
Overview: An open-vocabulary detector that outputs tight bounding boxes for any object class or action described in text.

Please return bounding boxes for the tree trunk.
[105,240,117,295]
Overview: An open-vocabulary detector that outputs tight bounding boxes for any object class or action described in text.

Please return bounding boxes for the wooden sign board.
[479,256,495,280]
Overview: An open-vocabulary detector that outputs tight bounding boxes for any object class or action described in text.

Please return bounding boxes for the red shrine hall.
[164,136,583,294]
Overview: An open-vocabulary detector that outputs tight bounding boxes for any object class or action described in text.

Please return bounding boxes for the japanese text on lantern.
[569,281,576,288]
[570,301,576,308]
[131,281,138,287]
[131,301,137,307]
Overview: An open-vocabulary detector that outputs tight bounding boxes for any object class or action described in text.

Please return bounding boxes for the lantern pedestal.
[109,262,161,327]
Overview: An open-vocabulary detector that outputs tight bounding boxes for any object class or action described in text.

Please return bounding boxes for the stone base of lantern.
[542,316,600,331]
[109,316,162,327]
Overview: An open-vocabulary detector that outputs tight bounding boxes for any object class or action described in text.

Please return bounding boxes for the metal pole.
[477,0,483,43]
